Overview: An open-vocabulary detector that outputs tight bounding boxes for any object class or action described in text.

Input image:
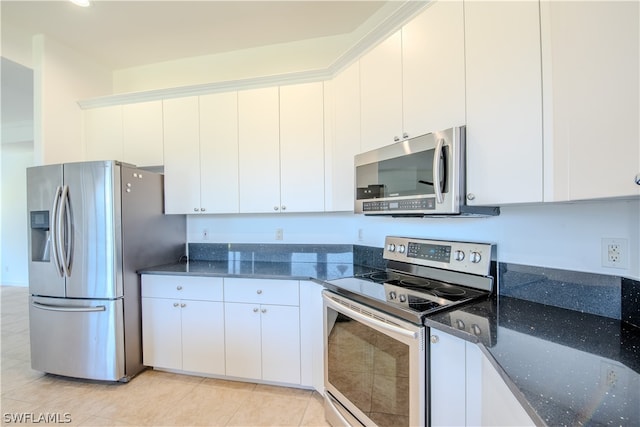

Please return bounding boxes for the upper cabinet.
[402,0,465,137]
[325,61,361,212]
[279,82,325,213]
[238,84,325,214]
[464,0,544,205]
[541,1,640,201]
[122,101,164,167]
[359,30,403,152]
[163,93,239,215]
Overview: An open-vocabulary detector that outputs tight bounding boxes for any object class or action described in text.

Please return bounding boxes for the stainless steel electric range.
[322,236,496,427]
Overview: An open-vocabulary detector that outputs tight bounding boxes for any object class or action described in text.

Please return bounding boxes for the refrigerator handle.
[51,186,64,277]
[57,184,72,277]
[32,301,106,313]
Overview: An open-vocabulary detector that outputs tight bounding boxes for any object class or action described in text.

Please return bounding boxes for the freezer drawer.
[29,296,125,381]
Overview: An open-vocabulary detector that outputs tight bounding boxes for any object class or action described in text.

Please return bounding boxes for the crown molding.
[78,1,431,110]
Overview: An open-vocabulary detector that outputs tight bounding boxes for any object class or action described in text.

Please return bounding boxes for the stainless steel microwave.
[355,126,499,217]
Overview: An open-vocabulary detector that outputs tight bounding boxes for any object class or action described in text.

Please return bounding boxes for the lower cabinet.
[430,327,535,426]
[141,275,225,376]
[224,278,301,385]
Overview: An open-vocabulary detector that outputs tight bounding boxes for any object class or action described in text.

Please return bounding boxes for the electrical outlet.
[276,228,283,241]
[202,229,209,240]
[600,361,626,390]
[358,229,364,242]
[601,238,628,269]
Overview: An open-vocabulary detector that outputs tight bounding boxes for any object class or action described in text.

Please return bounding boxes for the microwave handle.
[433,138,445,204]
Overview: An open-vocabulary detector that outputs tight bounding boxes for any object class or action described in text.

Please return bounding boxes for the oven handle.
[324,294,419,340]
[433,137,445,204]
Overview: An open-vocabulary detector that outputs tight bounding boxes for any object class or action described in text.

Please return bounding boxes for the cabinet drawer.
[141,275,223,301]
[224,278,299,305]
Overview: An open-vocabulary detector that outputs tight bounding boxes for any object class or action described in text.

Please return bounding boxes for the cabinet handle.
[200,208,206,212]
[393,136,400,142]
[466,193,476,201]
[180,303,186,308]
[430,335,439,344]
[402,132,409,139]
[177,286,182,290]
[281,205,286,211]
[253,307,259,313]
[273,206,279,211]
[261,308,267,314]
[635,174,640,185]
[193,208,199,212]
[173,302,179,307]
[256,289,262,295]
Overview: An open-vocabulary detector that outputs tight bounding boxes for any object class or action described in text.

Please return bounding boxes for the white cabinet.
[464,0,544,205]
[163,93,239,214]
[122,101,164,167]
[541,1,640,201]
[325,62,361,212]
[224,278,301,385]
[238,84,325,213]
[279,82,325,212]
[238,87,281,213]
[141,275,225,376]
[430,328,535,427]
[84,105,123,162]
[402,0,465,137]
[299,280,325,391]
[359,30,403,152]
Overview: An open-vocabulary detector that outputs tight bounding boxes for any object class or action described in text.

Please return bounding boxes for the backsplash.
[499,263,640,326]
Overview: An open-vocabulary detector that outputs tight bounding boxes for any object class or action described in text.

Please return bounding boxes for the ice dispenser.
[30,210,50,262]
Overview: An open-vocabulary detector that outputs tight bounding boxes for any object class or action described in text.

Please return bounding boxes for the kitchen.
[1,1,639,426]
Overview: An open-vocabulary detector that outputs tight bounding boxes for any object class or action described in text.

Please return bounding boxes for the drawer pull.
[253,307,259,313]
[256,289,263,295]
[177,286,182,290]
[173,302,179,307]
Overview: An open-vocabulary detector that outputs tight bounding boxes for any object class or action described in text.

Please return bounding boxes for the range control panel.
[383,236,495,276]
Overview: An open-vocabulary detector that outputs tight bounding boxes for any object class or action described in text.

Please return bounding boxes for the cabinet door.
[279,82,325,213]
[200,92,240,213]
[84,105,123,162]
[123,100,164,167]
[141,297,182,370]
[326,62,361,212]
[465,1,543,205]
[181,300,225,376]
[541,1,640,200]
[429,328,466,427]
[261,304,301,384]
[224,302,262,379]
[360,30,403,152]
[402,1,465,136]
[163,96,201,214]
[238,87,280,213]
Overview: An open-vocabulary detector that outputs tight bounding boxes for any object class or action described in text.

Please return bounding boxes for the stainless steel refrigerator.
[27,161,185,382]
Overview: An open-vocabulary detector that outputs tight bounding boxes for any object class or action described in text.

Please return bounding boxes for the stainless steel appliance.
[355,126,499,217]
[323,236,496,426]
[27,161,185,382]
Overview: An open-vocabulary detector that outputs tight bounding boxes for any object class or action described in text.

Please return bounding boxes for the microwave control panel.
[362,197,435,213]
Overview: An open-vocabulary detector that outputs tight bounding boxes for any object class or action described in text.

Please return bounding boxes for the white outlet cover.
[601,238,628,269]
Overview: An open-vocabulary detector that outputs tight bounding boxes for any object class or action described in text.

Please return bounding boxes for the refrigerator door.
[29,296,125,381]
[27,164,66,298]
[63,161,123,299]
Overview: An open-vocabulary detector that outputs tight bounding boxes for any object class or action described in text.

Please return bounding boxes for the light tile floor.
[1,286,329,426]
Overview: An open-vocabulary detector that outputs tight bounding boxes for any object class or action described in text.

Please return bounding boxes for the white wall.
[188,199,640,280]
[0,142,33,286]
[33,35,112,165]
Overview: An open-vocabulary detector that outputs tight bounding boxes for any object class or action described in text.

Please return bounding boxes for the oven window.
[356,146,448,199]
[327,309,410,426]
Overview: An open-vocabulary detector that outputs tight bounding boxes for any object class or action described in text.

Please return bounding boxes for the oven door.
[323,290,426,427]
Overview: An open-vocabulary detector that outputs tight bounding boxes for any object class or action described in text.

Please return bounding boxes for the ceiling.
[1,0,393,145]
[1,0,389,70]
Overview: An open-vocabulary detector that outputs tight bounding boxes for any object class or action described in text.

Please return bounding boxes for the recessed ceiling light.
[69,0,91,7]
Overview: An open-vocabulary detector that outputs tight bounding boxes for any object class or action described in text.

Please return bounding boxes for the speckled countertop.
[140,245,640,427]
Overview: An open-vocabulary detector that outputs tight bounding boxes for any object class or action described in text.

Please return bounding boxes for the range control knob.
[470,251,482,263]
[399,294,407,303]
[453,250,465,261]
[389,291,397,300]
[387,243,396,252]
[398,244,406,254]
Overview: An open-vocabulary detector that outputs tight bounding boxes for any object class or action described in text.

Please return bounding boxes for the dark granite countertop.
[426,296,640,426]
[139,246,640,427]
